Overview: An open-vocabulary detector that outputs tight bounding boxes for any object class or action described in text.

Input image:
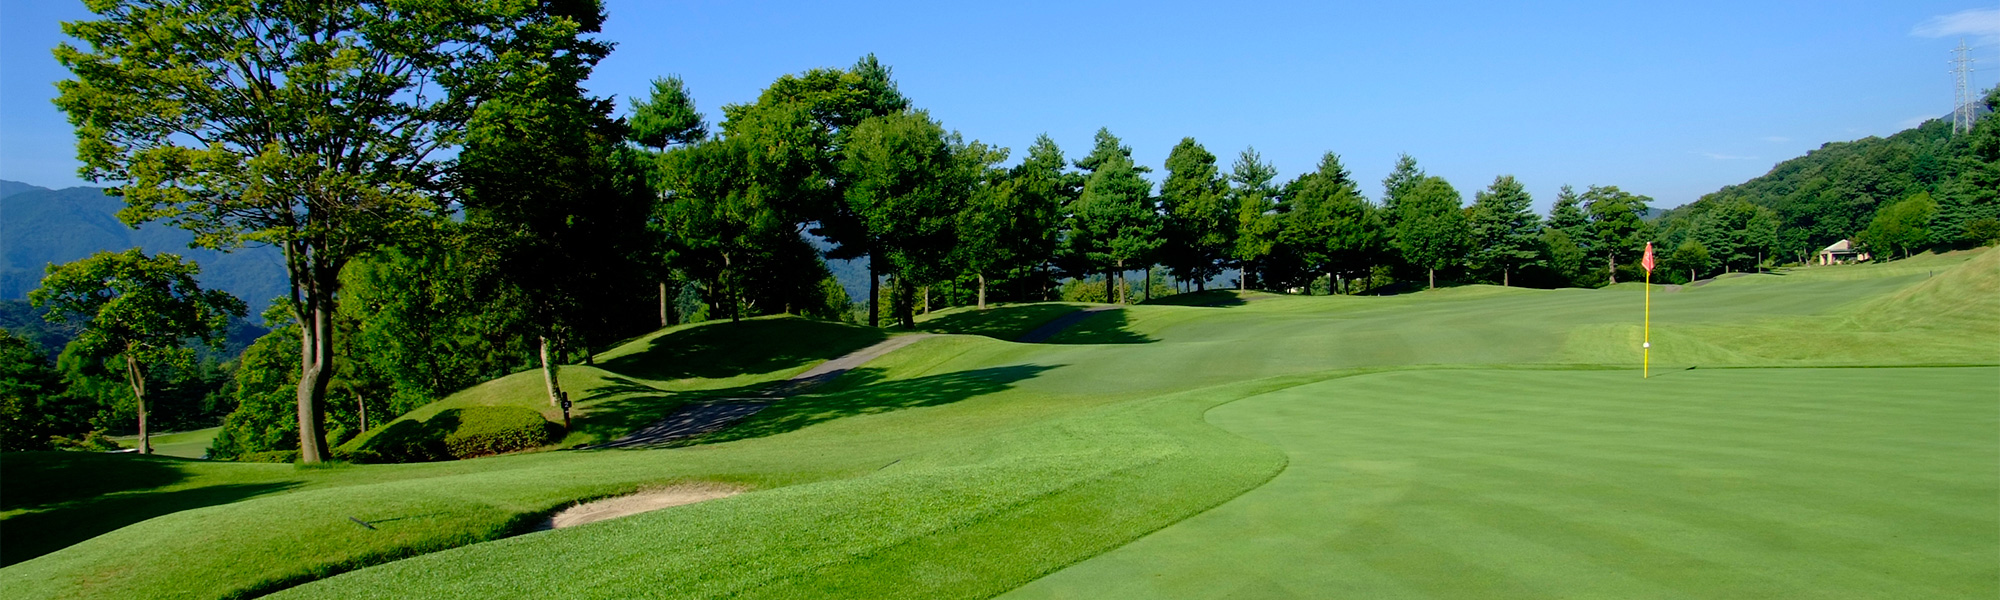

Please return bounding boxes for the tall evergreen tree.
[1158,138,1234,290]
[1004,135,1079,300]
[1394,176,1470,289]
[1229,147,1281,289]
[1068,129,1159,304]
[628,76,708,152]
[1276,152,1368,293]
[1467,175,1541,286]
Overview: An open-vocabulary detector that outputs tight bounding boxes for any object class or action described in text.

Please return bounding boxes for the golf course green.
[1,249,1994,599]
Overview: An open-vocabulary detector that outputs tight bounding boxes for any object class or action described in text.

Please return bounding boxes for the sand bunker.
[540,484,743,530]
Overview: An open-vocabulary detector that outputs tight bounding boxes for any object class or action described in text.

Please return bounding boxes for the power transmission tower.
[1952,38,1976,135]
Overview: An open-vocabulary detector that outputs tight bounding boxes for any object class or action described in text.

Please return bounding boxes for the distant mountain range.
[0,181,288,318]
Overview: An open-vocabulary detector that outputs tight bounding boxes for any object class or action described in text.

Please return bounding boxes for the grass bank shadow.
[597,319,888,381]
[1144,290,1247,307]
[918,304,1088,340]
[0,452,188,511]
[699,364,1061,444]
[1,481,302,566]
[563,375,754,444]
[1044,309,1155,344]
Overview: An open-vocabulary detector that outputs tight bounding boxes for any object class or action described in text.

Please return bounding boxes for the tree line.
[3,1,1994,459]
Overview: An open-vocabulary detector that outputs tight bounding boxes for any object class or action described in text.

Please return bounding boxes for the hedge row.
[336,406,560,464]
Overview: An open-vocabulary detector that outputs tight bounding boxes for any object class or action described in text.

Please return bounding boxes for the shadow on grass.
[698,364,1061,444]
[1044,309,1155,345]
[0,452,188,511]
[1143,290,1247,307]
[1,481,302,566]
[596,319,888,382]
[918,304,1087,340]
[565,375,740,443]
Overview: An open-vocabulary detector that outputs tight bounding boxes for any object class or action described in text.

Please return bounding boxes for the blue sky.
[3,1,1997,211]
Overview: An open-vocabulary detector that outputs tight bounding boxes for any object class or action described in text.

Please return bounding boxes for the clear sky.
[3,1,1997,212]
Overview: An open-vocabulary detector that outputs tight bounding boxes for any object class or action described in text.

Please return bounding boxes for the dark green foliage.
[1467,175,1542,286]
[1857,193,1937,259]
[1664,239,1715,283]
[628,76,708,151]
[841,111,987,324]
[1066,129,1160,303]
[236,450,299,464]
[1272,152,1380,293]
[338,406,557,464]
[1159,138,1235,288]
[1930,89,2000,248]
[0,330,84,451]
[442,407,562,459]
[1229,148,1281,288]
[1581,185,1654,282]
[1394,176,1469,289]
[209,318,301,460]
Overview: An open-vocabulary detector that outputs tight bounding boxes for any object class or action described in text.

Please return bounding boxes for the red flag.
[1641,242,1656,272]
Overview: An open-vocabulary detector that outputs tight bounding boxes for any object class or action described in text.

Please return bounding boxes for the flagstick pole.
[1643,267,1651,379]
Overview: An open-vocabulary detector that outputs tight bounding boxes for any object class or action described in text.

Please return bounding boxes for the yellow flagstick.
[1642,242,1654,379]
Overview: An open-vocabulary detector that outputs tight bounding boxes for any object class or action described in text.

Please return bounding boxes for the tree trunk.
[1606,255,1617,284]
[1116,260,1127,304]
[668,282,684,328]
[1428,268,1436,290]
[539,335,563,407]
[294,290,335,463]
[895,276,916,329]
[722,253,740,323]
[123,352,149,455]
[922,286,930,315]
[868,258,881,328]
[1503,267,1510,287]
[356,388,367,434]
[977,273,987,310]
[1144,267,1152,302]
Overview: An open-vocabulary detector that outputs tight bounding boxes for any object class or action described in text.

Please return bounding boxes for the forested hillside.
[0,182,287,316]
[1662,92,1998,264]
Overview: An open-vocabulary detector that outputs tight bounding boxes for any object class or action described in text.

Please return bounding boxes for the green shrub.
[337,406,557,464]
[48,429,122,452]
[237,450,299,463]
[442,407,560,459]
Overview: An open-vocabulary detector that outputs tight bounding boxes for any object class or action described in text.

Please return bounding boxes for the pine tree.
[1467,175,1541,286]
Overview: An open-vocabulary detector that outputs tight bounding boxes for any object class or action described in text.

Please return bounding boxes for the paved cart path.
[590,334,937,449]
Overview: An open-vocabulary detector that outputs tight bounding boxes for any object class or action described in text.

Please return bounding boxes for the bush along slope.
[337,407,560,464]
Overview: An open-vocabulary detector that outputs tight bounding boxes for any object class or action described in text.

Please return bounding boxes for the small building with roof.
[1817,239,1870,265]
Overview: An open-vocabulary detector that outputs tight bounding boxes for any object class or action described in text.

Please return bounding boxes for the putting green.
[1004,367,2000,599]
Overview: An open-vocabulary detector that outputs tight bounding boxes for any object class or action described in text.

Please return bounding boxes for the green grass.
[1005,367,1999,599]
[2,248,1993,599]
[110,427,219,459]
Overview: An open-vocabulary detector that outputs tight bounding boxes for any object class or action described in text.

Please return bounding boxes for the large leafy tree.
[1001,135,1080,300]
[31,249,244,454]
[1932,88,2000,247]
[1276,152,1369,293]
[1158,138,1233,290]
[1394,176,1469,290]
[1068,129,1160,303]
[1581,185,1655,283]
[54,0,610,462]
[841,110,986,326]
[1229,147,1281,289]
[1467,175,1541,286]
[953,144,1016,310]
[458,63,645,410]
[1857,192,1937,259]
[721,55,911,326]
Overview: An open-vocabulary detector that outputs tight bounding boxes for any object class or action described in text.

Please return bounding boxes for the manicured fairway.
[2,250,1992,599]
[1005,367,2000,599]
[110,427,218,459]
